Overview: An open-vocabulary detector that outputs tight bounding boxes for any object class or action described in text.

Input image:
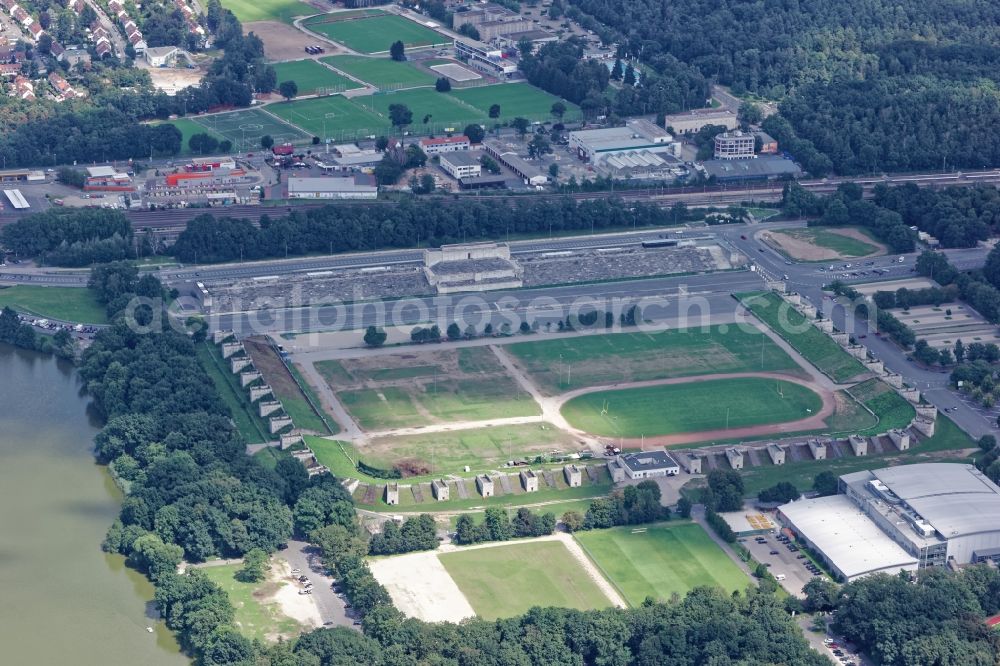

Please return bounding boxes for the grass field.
[0,285,107,323]
[269,95,386,141]
[195,343,269,444]
[200,563,302,641]
[321,55,435,89]
[575,522,749,605]
[439,540,612,619]
[849,378,916,434]
[561,377,823,437]
[369,87,488,130]
[777,227,881,258]
[738,291,867,382]
[243,338,333,434]
[304,14,449,53]
[507,325,803,394]
[451,83,580,122]
[220,0,314,23]
[156,118,227,156]
[271,60,362,95]
[193,108,311,150]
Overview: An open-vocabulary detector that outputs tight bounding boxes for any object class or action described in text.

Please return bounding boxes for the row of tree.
[368,514,438,555]
[568,481,670,530]
[454,506,556,545]
[0,306,75,357]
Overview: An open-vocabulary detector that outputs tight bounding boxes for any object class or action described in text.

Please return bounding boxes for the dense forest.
[1,208,135,266]
[566,0,1000,174]
[168,197,672,263]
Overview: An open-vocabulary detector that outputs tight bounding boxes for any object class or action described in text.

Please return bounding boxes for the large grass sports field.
[451,83,580,122]
[156,117,226,156]
[321,54,435,90]
[271,60,362,95]
[269,95,387,141]
[575,523,749,605]
[561,377,823,437]
[369,87,487,129]
[191,108,310,150]
[506,325,802,394]
[0,285,107,324]
[303,14,448,54]
[738,291,867,382]
[438,540,613,619]
[220,0,314,23]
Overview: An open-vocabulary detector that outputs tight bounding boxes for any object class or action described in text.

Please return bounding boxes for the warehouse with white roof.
[778,463,1000,581]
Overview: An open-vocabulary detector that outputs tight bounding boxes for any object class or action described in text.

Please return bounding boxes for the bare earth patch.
[369,550,476,623]
[247,21,343,61]
[764,227,887,261]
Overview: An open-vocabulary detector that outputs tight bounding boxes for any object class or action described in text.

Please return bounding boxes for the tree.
[548,163,559,179]
[511,117,530,137]
[550,101,566,120]
[813,471,838,496]
[457,23,480,40]
[463,123,485,144]
[758,482,800,504]
[488,104,501,119]
[623,62,636,86]
[527,134,551,158]
[480,155,500,173]
[676,496,692,519]
[278,80,298,101]
[446,322,461,340]
[706,469,744,511]
[802,577,839,612]
[375,136,389,152]
[236,548,268,583]
[610,58,623,81]
[978,435,997,452]
[188,133,219,155]
[363,326,386,347]
[389,40,405,62]
[738,100,763,125]
[388,104,412,136]
[261,135,274,150]
[434,77,451,92]
[561,510,584,532]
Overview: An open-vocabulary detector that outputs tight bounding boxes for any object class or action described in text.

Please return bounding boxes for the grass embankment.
[574,522,749,606]
[439,540,612,619]
[0,285,107,324]
[737,291,867,382]
[195,342,269,444]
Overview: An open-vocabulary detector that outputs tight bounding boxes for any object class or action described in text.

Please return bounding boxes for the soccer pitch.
[560,376,823,437]
[220,0,314,23]
[369,88,487,130]
[575,523,750,605]
[268,96,387,141]
[304,14,449,54]
[321,54,436,90]
[192,109,310,149]
[271,59,363,95]
[451,83,580,122]
[438,540,613,619]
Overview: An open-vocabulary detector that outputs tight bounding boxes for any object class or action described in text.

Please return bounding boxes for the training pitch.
[322,55,436,89]
[303,14,448,54]
[560,376,824,438]
[192,108,310,150]
[268,95,387,141]
[270,59,362,95]
[220,0,314,23]
[575,523,750,605]
[451,83,580,122]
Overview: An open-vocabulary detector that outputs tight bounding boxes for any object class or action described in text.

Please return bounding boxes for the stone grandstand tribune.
[520,245,732,287]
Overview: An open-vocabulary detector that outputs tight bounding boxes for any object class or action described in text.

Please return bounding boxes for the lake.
[0,343,187,665]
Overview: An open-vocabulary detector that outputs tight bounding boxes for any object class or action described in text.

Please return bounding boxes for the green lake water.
[0,344,187,665]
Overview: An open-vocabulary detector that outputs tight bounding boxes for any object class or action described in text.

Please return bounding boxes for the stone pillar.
[230,357,252,373]
[280,433,303,449]
[259,401,282,417]
[883,372,903,388]
[901,387,921,404]
[785,292,801,305]
[221,342,243,359]
[801,304,818,319]
[815,319,834,333]
[864,359,885,375]
[832,332,849,346]
[240,370,261,387]
[213,330,235,344]
[913,418,935,437]
[269,415,293,434]
[915,404,938,421]
[249,384,273,402]
[847,345,867,360]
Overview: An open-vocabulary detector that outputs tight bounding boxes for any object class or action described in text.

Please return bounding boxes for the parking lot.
[740,531,827,598]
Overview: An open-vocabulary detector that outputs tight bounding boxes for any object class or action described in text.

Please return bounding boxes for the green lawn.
[738,291,867,382]
[737,415,975,495]
[438,540,613,619]
[575,522,750,606]
[200,564,302,641]
[451,83,580,122]
[269,95,387,142]
[852,379,916,434]
[155,118,227,156]
[0,285,107,324]
[561,377,822,438]
[195,343,269,444]
[192,108,310,150]
[369,87,488,131]
[507,325,802,395]
[271,60,362,96]
[282,363,337,434]
[777,227,881,258]
[321,54,435,89]
[219,0,314,23]
[303,14,449,53]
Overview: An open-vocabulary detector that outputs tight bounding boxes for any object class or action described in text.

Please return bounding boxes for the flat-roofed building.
[664,109,738,135]
[439,151,482,179]
[713,130,755,160]
[616,450,679,479]
[419,135,471,154]
[287,176,377,200]
[569,120,678,162]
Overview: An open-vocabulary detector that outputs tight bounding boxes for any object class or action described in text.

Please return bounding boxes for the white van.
[775,574,786,581]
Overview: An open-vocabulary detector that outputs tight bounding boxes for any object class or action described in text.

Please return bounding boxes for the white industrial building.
[287,176,377,200]
[569,119,679,163]
[778,463,1000,581]
[615,450,679,479]
[663,109,738,135]
[439,151,482,180]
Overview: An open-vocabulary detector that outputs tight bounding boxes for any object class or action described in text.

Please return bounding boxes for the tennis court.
[192,109,310,150]
[304,14,449,54]
[268,96,388,141]
[321,54,436,90]
[451,83,580,122]
[271,60,363,96]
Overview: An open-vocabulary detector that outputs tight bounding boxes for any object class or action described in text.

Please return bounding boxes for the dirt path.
[761,227,886,262]
[552,371,837,448]
[297,360,364,441]
[362,414,547,440]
